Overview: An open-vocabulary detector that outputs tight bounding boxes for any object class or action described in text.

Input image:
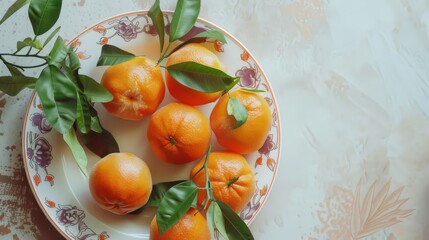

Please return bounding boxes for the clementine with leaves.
[165,43,226,106]
[100,56,165,120]
[89,153,152,215]
[150,208,210,240]
[190,151,256,213]
[211,89,272,154]
[147,102,211,164]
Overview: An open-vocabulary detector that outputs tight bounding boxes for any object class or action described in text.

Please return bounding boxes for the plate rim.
[22,10,282,240]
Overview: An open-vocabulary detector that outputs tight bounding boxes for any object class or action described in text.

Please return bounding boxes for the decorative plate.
[22,11,281,240]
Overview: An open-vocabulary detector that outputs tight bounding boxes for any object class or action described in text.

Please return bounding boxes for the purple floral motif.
[27,133,54,186]
[258,134,276,157]
[56,205,86,227]
[240,194,261,221]
[32,137,53,168]
[45,198,109,240]
[76,221,109,240]
[240,184,266,221]
[236,63,261,89]
[95,15,148,45]
[115,18,139,41]
[30,112,52,133]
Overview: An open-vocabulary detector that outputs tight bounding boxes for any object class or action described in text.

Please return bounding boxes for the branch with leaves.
[0,0,120,177]
[1,0,256,239]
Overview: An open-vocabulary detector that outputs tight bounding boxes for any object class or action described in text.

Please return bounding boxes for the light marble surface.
[1,0,429,239]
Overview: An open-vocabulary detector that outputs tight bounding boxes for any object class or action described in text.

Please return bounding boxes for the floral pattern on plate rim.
[45,198,109,240]
[23,11,281,239]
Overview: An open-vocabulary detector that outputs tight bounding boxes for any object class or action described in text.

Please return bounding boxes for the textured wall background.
[0,0,428,239]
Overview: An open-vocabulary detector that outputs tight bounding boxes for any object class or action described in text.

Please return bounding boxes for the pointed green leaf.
[0,76,36,96]
[169,0,201,42]
[78,75,112,103]
[5,64,24,76]
[129,180,187,215]
[96,44,135,66]
[35,65,77,134]
[156,181,198,234]
[0,0,30,25]
[213,202,229,240]
[148,180,186,208]
[63,127,88,176]
[76,93,91,134]
[166,61,239,93]
[78,128,119,158]
[68,50,81,71]
[16,37,43,52]
[227,97,248,129]
[148,0,165,52]
[28,0,62,35]
[43,26,61,47]
[207,202,230,240]
[166,30,227,58]
[89,115,103,133]
[48,36,68,67]
[216,200,254,240]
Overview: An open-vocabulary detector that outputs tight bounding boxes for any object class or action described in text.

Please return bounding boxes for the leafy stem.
[0,54,48,70]
[0,52,47,59]
[157,42,171,65]
[26,36,37,55]
[203,145,214,207]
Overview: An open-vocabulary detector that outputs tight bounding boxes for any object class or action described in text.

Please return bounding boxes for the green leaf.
[129,180,186,215]
[147,180,186,208]
[207,203,216,239]
[166,30,227,58]
[216,200,254,240]
[0,76,36,96]
[166,61,239,93]
[48,36,68,67]
[90,115,102,133]
[43,26,61,47]
[63,127,88,176]
[0,0,30,25]
[78,128,119,158]
[227,97,248,129]
[169,0,201,42]
[96,44,135,66]
[79,75,112,103]
[5,64,24,76]
[213,202,229,240]
[28,0,62,35]
[156,181,198,234]
[17,37,43,52]
[76,93,91,134]
[148,0,165,52]
[68,50,81,71]
[35,65,77,134]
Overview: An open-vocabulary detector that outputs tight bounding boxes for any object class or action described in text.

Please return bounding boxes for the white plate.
[23,11,281,240]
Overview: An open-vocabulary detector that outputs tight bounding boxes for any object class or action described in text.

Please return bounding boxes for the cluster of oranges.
[88,43,272,239]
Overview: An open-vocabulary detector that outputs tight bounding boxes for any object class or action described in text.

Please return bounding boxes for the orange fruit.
[210,89,272,154]
[190,151,256,213]
[101,56,165,120]
[147,102,211,164]
[150,208,210,240]
[165,43,225,106]
[89,152,152,215]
